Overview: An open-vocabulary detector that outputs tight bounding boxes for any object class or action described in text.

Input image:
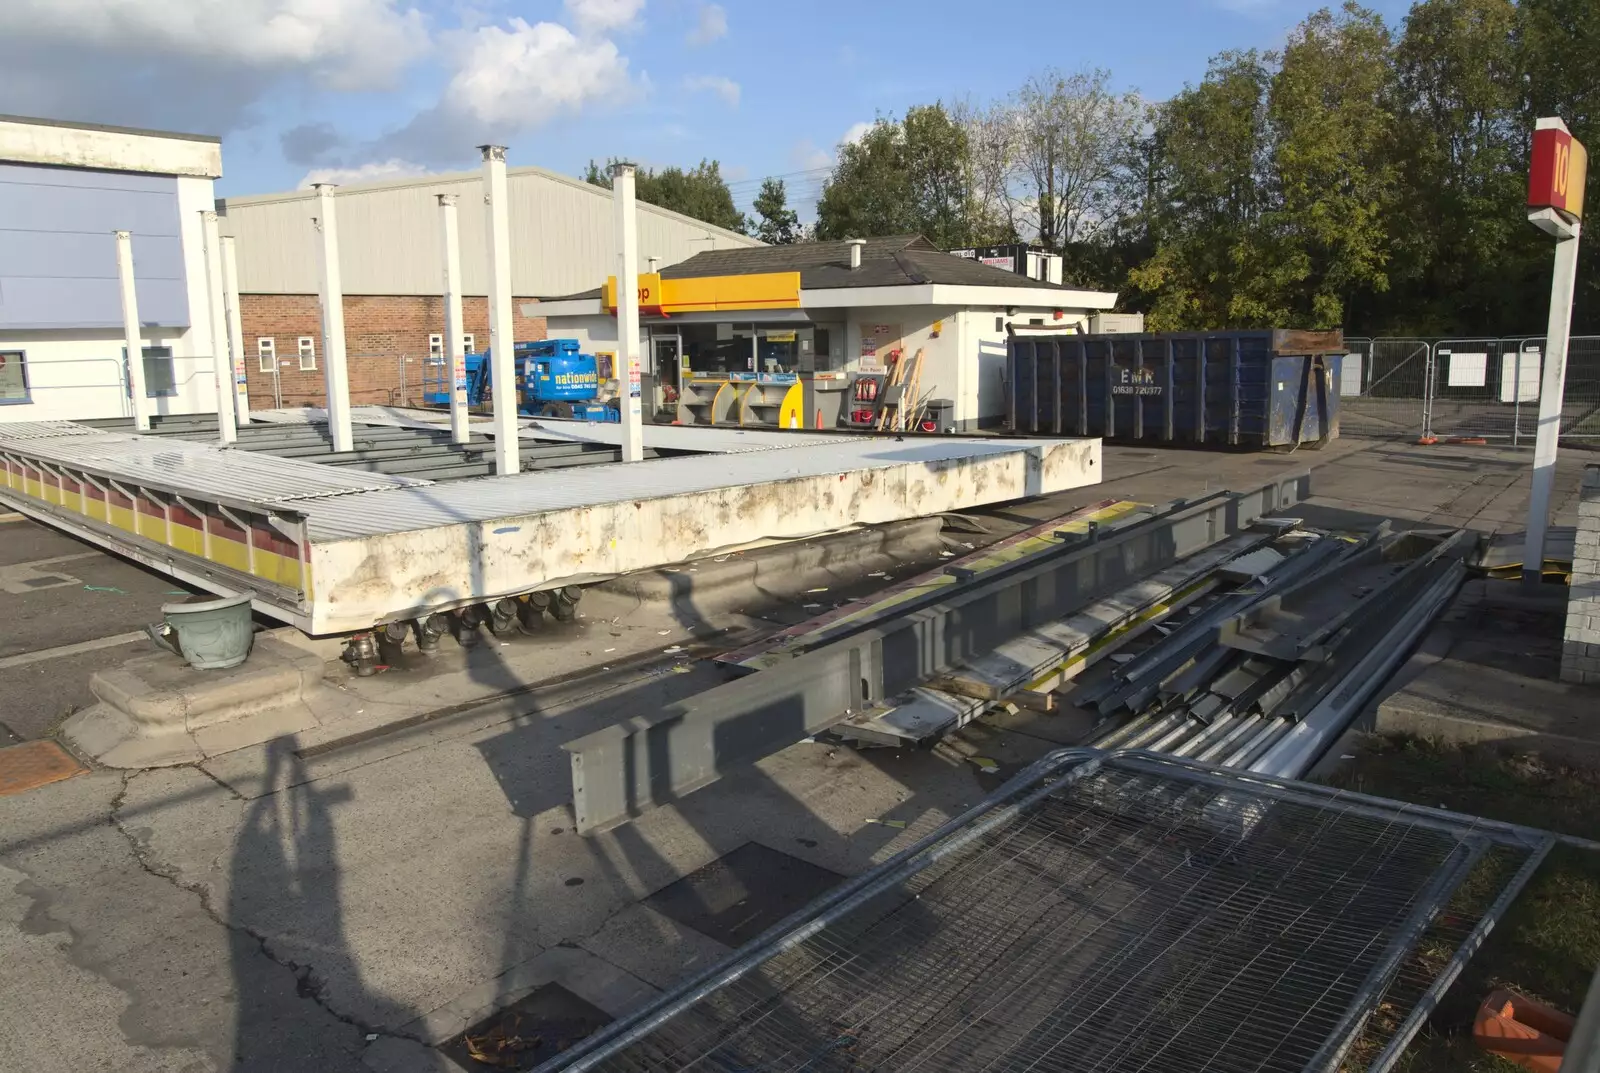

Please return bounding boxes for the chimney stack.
[848,238,865,270]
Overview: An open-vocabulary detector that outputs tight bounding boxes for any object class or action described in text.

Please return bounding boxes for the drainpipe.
[114,230,150,432]
[438,193,470,445]
[480,144,520,476]
[220,235,249,425]
[312,184,354,452]
[611,162,645,463]
[200,210,238,445]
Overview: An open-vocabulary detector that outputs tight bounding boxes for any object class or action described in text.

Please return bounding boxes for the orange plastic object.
[1473,988,1575,1072]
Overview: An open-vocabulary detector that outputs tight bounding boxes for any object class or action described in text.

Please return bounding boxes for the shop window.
[298,336,317,371]
[123,346,176,397]
[0,350,30,404]
[257,337,276,373]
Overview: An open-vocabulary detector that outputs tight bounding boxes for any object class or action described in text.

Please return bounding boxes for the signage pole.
[1522,117,1588,590]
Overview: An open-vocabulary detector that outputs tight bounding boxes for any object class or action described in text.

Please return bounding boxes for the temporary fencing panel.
[1304,335,1600,446]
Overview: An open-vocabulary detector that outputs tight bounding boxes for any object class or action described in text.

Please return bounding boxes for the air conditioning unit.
[1088,313,1146,334]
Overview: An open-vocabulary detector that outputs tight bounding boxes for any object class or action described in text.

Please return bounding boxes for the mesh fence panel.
[1338,338,1432,440]
[568,756,1545,1073]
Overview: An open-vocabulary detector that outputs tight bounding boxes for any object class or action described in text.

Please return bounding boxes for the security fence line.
[1341,336,1600,445]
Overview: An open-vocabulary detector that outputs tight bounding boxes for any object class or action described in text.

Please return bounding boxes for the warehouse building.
[535,235,1119,430]
[218,168,760,410]
[0,115,228,422]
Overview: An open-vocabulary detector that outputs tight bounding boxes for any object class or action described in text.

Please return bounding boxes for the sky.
[0,0,1418,219]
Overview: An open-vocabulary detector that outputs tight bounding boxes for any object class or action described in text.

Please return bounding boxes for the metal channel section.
[537,749,1557,1073]
[562,474,1309,833]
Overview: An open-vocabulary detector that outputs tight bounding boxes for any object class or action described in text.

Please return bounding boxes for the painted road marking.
[0,631,146,671]
[0,552,100,594]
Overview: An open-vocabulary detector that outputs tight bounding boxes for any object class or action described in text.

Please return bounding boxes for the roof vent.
[848,238,866,270]
[647,256,660,273]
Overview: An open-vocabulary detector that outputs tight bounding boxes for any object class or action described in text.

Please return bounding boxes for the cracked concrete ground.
[1,439,1588,1072]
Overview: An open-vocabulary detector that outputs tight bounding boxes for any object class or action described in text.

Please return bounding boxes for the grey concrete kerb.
[62,635,327,768]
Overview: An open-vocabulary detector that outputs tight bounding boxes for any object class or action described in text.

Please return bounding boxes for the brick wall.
[239,294,546,410]
[1562,464,1600,684]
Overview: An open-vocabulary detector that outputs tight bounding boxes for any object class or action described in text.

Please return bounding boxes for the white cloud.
[0,0,431,137]
[684,74,740,108]
[686,3,727,45]
[297,158,428,188]
[841,121,874,147]
[789,140,834,172]
[0,0,429,93]
[448,18,632,126]
[564,0,645,33]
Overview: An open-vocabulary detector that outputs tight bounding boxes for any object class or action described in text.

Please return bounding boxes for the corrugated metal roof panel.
[0,425,432,504]
[249,406,843,453]
[0,420,106,440]
[298,437,1056,540]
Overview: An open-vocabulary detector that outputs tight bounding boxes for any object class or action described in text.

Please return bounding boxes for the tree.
[1011,69,1146,252]
[1129,51,1278,328]
[752,177,800,244]
[814,104,980,246]
[583,158,747,234]
[1263,2,1399,328]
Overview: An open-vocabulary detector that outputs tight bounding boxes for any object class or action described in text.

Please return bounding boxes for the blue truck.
[422,339,619,421]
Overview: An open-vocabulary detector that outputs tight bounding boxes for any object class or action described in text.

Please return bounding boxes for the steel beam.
[563,474,1311,833]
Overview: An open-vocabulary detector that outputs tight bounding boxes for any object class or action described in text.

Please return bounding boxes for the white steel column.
[438,193,469,444]
[114,230,150,432]
[1523,220,1582,588]
[220,235,250,424]
[312,183,354,453]
[480,144,520,475]
[200,210,237,445]
[611,162,645,463]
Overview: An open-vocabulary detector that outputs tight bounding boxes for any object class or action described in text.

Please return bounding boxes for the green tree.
[1264,2,1399,328]
[583,158,747,234]
[752,177,801,244]
[815,104,979,245]
[1129,51,1277,328]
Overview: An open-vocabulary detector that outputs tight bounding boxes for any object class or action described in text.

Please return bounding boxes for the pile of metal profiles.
[1084,525,1468,777]
[562,475,1310,833]
[536,749,1558,1073]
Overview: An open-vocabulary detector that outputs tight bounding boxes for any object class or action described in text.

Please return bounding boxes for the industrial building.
[0,115,231,423]
[217,167,759,410]
[534,235,1119,430]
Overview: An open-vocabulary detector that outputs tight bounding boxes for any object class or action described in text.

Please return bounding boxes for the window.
[0,350,30,405]
[428,333,443,359]
[257,337,276,373]
[297,336,317,371]
[122,346,176,397]
[462,334,476,355]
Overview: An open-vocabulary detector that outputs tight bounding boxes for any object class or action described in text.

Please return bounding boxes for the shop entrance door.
[652,335,681,419]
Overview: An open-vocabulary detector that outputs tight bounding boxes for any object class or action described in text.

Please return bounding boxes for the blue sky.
[2,0,1416,216]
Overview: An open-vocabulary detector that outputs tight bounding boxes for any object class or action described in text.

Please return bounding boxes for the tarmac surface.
[0,436,1592,1073]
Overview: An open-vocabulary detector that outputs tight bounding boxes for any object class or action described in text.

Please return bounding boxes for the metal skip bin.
[1008,329,1344,448]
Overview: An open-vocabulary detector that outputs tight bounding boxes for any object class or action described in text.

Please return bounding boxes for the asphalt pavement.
[0,514,201,740]
[0,439,1593,1073]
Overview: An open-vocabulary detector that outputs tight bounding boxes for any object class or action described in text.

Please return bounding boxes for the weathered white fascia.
[0,116,222,178]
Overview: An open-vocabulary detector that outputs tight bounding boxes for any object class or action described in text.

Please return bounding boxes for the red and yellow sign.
[1529,123,1587,220]
[603,271,801,316]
